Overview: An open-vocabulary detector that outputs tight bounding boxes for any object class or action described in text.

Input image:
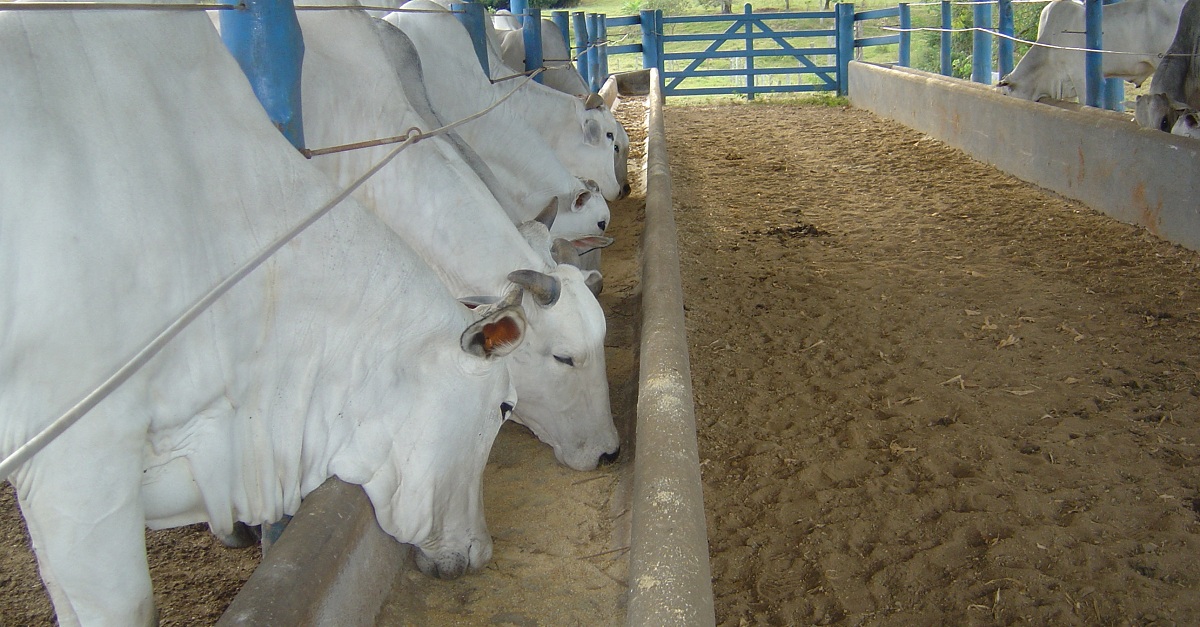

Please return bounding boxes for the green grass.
[570,0,913,98]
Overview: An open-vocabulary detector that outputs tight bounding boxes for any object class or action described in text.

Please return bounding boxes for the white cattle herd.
[998,0,1200,138]
[0,0,627,624]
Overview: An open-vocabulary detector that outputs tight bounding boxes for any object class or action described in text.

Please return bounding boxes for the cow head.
[1135,92,1192,132]
[577,96,632,201]
[501,266,620,470]
[548,178,609,236]
[348,295,526,580]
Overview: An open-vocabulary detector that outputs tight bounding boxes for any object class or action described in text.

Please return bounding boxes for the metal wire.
[878,24,1179,58]
[0,67,545,479]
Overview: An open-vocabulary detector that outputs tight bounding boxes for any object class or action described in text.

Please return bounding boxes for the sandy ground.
[6,97,1200,626]
[669,102,1200,625]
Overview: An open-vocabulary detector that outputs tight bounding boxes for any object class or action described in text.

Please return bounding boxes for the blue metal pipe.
[835,3,854,95]
[573,11,590,85]
[552,10,570,55]
[641,9,660,73]
[1084,0,1103,107]
[940,0,951,76]
[220,0,305,149]
[898,3,910,67]
[587,12,601,92]
[509,0,526,21]
[452,1,490,78]
[998,0,1014,77]
[1103,0,1124,110]
[523,7,544,82]
[971,0,992,84]
[599,18,609,83]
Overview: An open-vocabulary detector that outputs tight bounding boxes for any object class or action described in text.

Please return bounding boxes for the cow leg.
[14,418,156,627]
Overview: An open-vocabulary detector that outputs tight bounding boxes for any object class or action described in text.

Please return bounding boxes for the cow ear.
[461,299,526,358]
[572,188,592,212]
[551,238,582,266]
[582,118,603,145]
[508,269,561,307]
[570,235,613,256]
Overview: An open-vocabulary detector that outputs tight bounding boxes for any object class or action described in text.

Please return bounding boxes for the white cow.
[389,0,631,201]
[298,8,620,471]
[378,18,610,235]
[492,8,522,31]
[2,8,529,625]
[1135,0,1200,129]
[498,17,592,96]
[999,0,1188,102]
[1172,109,1200,135]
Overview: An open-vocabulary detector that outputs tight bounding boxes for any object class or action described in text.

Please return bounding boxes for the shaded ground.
[670,102,1200,625]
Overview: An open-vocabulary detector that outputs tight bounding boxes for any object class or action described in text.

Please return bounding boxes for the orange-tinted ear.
[461,305,526,358]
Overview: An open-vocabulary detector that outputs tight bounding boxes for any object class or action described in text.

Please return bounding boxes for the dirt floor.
[6,97,1200,626]
[669,102,1200,625]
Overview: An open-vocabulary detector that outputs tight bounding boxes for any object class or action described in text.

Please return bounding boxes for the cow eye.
[553,355,575,367]
[1161,117,1171,132]
[606,132,614,141]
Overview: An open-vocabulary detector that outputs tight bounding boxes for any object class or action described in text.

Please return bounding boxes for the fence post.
[552,10,570,54]
[587,12,602,92]
[998,0,1014,78]
[573,11,590,86]
[523,7,544,83]
[940,0,951,76]
[744,3,755,99]
[835,3,854,96]
[1084,0,1103,107]
[510,0,526,21]
[1103,0,1124,111]
[452,0,490,78]
[971,0,992,84]
[599,17,610,83]
[640,8,661,75]
[220,0,305,150]
[898,3,911,67]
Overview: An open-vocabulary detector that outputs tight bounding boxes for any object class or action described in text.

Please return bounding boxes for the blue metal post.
[599,17,609,82]
[940,0,952,76]
[452,1,490,77]
[573,11,590,85]
[220,0,305,149]
[552,10,570,54]
[898,3,911,67]
[523,7,544,82]
[998,0,1014,77]
[1084,0,1103,107]
[510,0,527,21]
[587,12,602,93]
[971,0,992,84]
[640,9,661,73]
[835,3,854,95]
[744,3,755,99]
[1103,0,1124,110]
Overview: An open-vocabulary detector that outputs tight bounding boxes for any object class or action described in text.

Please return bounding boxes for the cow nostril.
[598,220,607,231]
[500,402,514,418]
[599,448,620,465]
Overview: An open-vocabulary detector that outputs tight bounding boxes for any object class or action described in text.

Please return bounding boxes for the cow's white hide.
[999,0,1188,102]
[1135,0,1200,129]
[0,8,527,625]
[498,18,592,97]
[389,0,631,201]
[373,17,610,235]
[297,9,620,471]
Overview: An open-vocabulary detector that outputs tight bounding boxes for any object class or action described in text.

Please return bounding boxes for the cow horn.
[584,93,605,110]
[508,269,560,307]
[534,199,557,230]
[551,238,582,266]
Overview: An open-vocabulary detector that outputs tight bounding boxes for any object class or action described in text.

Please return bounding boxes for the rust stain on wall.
[1076,147,1086,186]
[1133,182,1163,236]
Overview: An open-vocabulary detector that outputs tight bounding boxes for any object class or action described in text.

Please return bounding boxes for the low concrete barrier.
[219,70,712,626]
[848,61,1200,252]
[625,67,716,627]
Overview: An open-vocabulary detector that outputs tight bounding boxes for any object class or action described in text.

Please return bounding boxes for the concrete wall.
[848,62,1200,252]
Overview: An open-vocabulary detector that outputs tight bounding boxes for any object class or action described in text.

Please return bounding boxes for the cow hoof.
[210,522,261,549]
